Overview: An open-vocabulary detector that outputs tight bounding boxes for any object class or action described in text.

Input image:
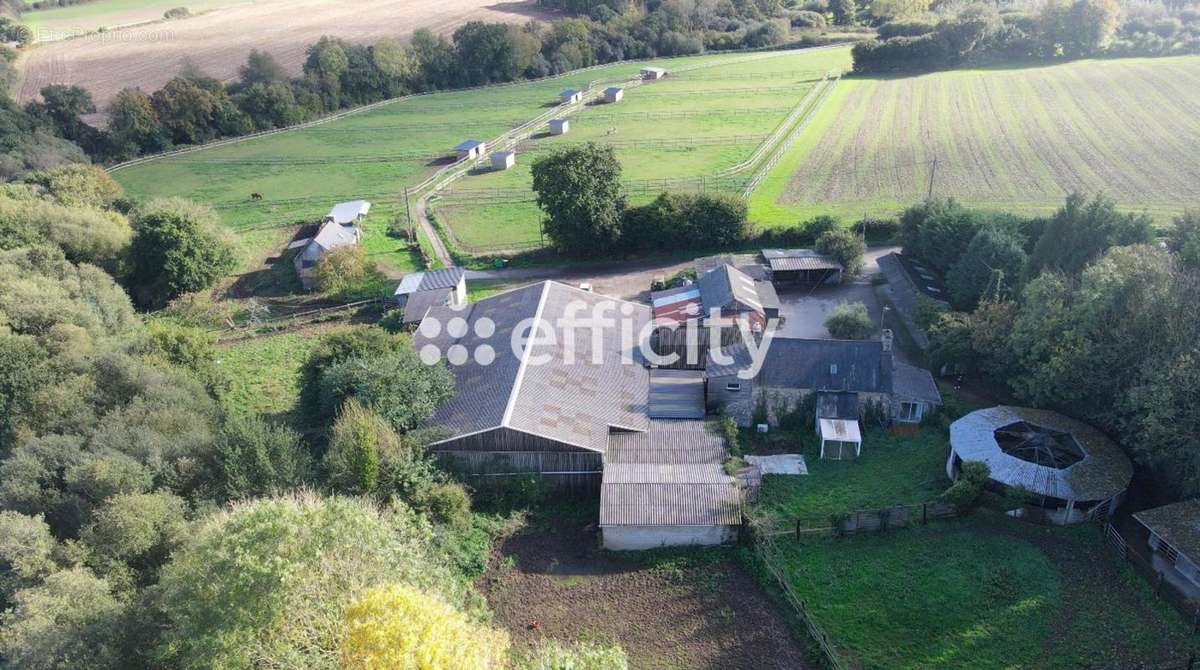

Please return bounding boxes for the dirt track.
[18,0,554,108]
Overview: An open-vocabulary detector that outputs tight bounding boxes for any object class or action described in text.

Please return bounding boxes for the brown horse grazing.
[250,192,263,201]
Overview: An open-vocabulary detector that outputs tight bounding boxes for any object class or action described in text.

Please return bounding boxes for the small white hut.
[453,140,486,160]
[603,86,624,103]
[549,118,570,135]
[490,150,515,171]
[641,66,666,80]
[560,88,583,104]
[818,418,862,460]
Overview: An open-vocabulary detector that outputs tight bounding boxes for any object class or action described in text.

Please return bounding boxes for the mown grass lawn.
[755,515,1200,669]
[216,327,345,421]
[756,426,952,524]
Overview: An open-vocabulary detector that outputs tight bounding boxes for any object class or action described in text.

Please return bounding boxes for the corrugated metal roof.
[603,463,731,484]
[401,287,452,324]
[950,406,1132,502]
[762,249,843,272]
[607,421,727,465]
[1135,501,1200,561]
[697,264,763,315]
[600,481,741,526]
[418,282,651,452]
[397,267,466,296]
[648,370,705,419]
[326,200,370,224]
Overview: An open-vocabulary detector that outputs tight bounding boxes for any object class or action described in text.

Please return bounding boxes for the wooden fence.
[750,515,858,670]
[1104,522,1200,628]
[215,298,384,341]
[784,500,960,537]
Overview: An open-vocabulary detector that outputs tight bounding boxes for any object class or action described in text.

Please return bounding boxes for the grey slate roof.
[1135,501,1200,561]
[950,406,1133,502]
[396,266,465,296]
[755,338,892,393]
[599,477,741,526]
[416,281,650,452]
[401,287,452,324]
[893,362,942,404]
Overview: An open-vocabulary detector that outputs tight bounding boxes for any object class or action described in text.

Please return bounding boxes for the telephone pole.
[403,187,415,242]
[926,157,938,201]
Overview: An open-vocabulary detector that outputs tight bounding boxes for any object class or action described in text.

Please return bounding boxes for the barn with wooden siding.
[414,281,651,492]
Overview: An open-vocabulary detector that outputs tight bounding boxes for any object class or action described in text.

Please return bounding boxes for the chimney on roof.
[881,329,893,352]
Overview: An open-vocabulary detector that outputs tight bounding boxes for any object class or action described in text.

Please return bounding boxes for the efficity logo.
[416,299,778,380]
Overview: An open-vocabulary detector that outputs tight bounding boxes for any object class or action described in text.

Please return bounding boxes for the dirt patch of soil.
[478,510,809,670]
[20,0,555,108]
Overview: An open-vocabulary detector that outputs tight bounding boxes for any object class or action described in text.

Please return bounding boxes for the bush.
[801,214,840,242]
[914,293,948,331]
[410,481,472,528]
[825,301,873,339]
[719,414,742,457]
[815,228,865,276]
[791,10,827,28]
[877,17,938,39]
[339,583,508,670]
[941,460,989,510]
[318,348,455,434]
[163,6,190,19]
[326,399,407,495]
[621,192,749,254]
[127,198,237,308]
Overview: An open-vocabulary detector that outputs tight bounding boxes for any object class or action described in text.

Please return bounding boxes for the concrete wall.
[602,524,737,551]
[709,373,754,425]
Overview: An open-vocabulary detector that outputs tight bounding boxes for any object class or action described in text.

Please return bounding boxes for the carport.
[819,418,862,460]
[763,249,843,284]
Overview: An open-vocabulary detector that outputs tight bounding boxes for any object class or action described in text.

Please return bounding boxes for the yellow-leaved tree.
[340,583,509,670]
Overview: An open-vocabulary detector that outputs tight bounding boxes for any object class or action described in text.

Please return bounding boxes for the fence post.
[922,502,927,525]
[795,518,801,541]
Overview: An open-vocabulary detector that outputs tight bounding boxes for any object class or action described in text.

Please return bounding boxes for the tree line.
[0,166,629,669]
[852,0,1200,74]
[903,194,1200,499]
[27,0,835,165]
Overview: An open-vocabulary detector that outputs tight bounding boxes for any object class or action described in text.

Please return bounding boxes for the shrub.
[941,460,989,510]
[163,6,190,19]
[913,294,948,331]
[128,198,237,308]
[825,302,873,339]
[410,481,472,527]
[877,17,938,39]
[339,583,508,670]
[719,414,742,457]
[318,349,455,433]
[326,399,407,495]
[791,10,827,28]
[815,228,865,276]
[801,214,840,242]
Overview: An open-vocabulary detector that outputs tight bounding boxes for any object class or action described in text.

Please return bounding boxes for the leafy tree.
[152,493,462,670]
[24,164,123,209]
[409,29,458,90]
[150,77,216,144]
[0,246,137,339]
[942,460,989,510]
[318,348,455,433]
[29,85,96,148]
[0,568,126,670]
[107,88,166,159]
[325,399,402,495]
[0,511,58,605]
[214,414,312,500]
[238,49,289,87]
[945,226,1027,310]
[339,583,509,670]
[236,82,304,130]
[898,199,985,274]
[1124,348,1200,498]
[825,302,874,339]
[532,144,625,256]
[815,228,865,277]
[0,195,131,267]
[1168,210,1200,270]
[314,244,379,294]
[128,197,236,307]
[830,0,858,24]
[81,491,188,589]
[454,21,533,85]
[927,311,976,374]
[1040,0,1121,57]
[1028,193,1153,276]
[802,214,840,242]
[300,327,408,422]
[303,36,350,109]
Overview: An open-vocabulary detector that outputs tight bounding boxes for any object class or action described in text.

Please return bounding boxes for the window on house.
[899,402,921,422]
[726,383,742,392]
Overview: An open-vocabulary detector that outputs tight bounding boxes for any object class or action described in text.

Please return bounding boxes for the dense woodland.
[0,165,629,668]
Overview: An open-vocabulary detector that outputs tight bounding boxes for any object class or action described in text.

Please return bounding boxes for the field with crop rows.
[434,46,852,251]
[750,56,1200,226]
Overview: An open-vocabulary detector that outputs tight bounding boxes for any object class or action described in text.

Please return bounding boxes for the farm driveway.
[479,510,809,670]
[20,0,555,109]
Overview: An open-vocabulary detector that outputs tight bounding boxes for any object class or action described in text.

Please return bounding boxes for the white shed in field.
[560,88,582,104]
[603,86,624,103]
[641,66,666,80]
[453,139,486,160]
[490,150,515,171]
[323,200,371,225]
[549,118,569,135]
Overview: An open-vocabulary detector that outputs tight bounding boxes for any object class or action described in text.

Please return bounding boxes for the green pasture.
[436,46,852,250]
[116,50,822,270]
[20,0,247,36]
[751,55,1200,227]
